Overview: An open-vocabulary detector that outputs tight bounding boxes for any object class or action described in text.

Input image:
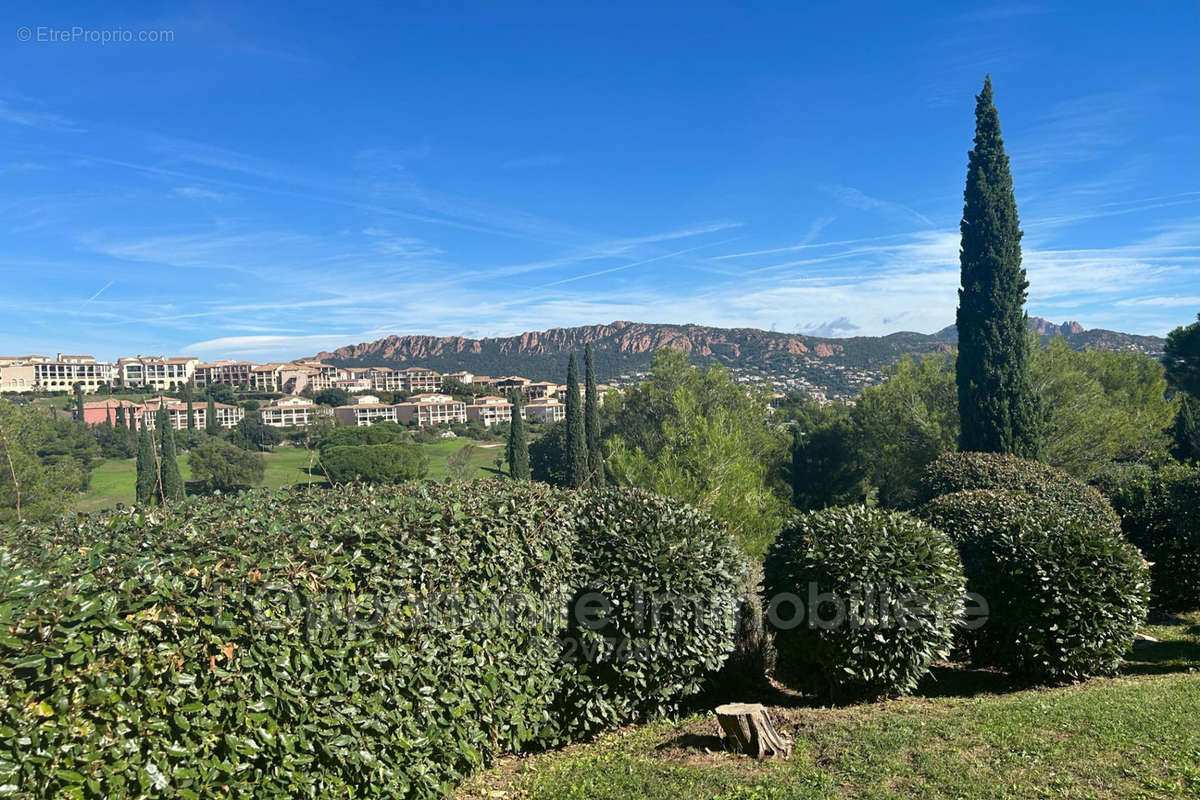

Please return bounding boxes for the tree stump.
[715,703,792,759]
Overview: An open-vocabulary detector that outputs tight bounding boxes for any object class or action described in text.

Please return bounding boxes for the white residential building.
[260,396,330,427]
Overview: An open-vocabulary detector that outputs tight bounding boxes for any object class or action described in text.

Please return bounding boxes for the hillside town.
[0,352,609,430]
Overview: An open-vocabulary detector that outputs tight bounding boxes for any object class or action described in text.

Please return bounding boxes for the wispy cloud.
[824,184,935,227]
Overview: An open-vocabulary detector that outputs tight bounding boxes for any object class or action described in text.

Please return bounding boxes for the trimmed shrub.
[763,505,965,700]
[0,481,577,797]
[920,451,1120,528]
[1091,463,1200,610]
[555,488,747,738]
[317,421,411,451]
[919,488,1149,681]
[320,443,429,484]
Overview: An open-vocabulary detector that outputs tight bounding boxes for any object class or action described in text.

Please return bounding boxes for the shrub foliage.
[0,481,746,796]
[1091,462,1200,610]
[763,505,965,700]
[919,487,1149,681]
[556,488,746,737]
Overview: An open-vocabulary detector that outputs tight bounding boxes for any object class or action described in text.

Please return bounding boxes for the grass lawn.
[76,439,505,511]
[77,446,324,512]
[420,437,506,480]
[457,613,1200,800]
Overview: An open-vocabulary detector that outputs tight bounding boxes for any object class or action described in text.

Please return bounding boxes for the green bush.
[0,481,578,797]
[919,451,1119,527]
[188,437,265,492]
[918,488,1149,681]
[317,421,411,452]
[555,488,747,738]
[762,505,964,700]
[320,443,429,484]
[1091,462,1200,610]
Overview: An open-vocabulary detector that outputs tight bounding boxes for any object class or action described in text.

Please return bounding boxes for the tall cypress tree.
[584,344,604,487]
[565,353,588,488]
[205,396,219,436]
[184,381,196,430]
[1171,394,1200,463]
[956,76,1041,457]
[159,414,184,502]
[115,404,126,430]
[135,424,157,504]
[74,383,85,421]
[506,391,530,479]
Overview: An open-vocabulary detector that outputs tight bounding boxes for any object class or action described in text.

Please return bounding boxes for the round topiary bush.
[554,488,747,738]
[762,505,965,701]
[0,480,578,797]
[918,488,1150,682]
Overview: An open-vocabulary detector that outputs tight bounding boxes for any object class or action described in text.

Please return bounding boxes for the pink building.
[81,399,148,428]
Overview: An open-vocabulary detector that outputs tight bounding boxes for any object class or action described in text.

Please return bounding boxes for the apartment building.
[194,361,255,387]
[396,367,441,393]
[294,361,341,390]
[141,398,244,431]
[335,377,374,393]
[260,396,329,427]
[523,397,567,423]
[116,356,198,390]
[554,383,611,406]
[494,376,531,395]
[333,402,399,426]
[523,381,558,401]
[0,358,38,393]
[465,396,522,427]
[443,371,475,385]
[395,393,467,427]
[33,354,114,393]
[80,398,148,428]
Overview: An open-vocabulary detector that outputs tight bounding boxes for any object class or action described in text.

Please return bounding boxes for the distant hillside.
[314,318,1165,399]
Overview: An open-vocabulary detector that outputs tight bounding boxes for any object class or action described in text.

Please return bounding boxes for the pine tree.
[956,76,1041,458]
[159,413,184,502]
[205,397,219,436]
[506,391,530,479]
[1171,394,1200,463]
[135,424,157,504]
[565,352,588,488]
[584,344,604,487]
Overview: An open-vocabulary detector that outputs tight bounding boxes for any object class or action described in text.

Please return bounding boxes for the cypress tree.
[135,424,157,504]
[584,344,604,487]
[115,404,126,429]
[205,397,219,436]
[565,353,588,488]
[184,381,196,430]
[956,76,1041,457]
[1171,394,1200,463]
[506,391,530,479]
[74,383,85,421]
[160,415,184,502]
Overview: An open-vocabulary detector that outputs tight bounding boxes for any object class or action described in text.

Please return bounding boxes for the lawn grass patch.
[457,613,1200,800]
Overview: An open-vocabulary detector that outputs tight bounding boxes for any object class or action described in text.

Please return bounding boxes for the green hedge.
[555,488,746,738]
[1,482,748,796]
[920,451,1120,530]
[0,482,577,797]
[918,488,1149,681]
[1092,462,1200,610]
[763,505,964,700]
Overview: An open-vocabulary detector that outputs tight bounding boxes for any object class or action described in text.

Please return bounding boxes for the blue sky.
[2,2,1197,361]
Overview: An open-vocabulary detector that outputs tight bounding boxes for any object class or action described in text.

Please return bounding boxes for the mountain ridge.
[314,318,1165,398]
